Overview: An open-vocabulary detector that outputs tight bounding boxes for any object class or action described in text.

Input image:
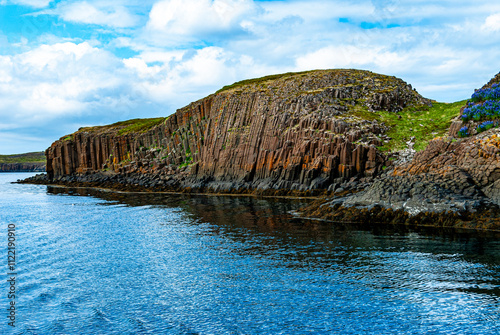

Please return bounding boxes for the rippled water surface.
[1,173,500,334]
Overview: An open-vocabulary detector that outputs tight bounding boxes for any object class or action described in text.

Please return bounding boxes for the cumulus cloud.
[0,40,271,152]
[295,45,405,72]
[146,0,256,43]
[0,41,150,152]
[482,13,500,32]
[124,46,269,103]
[3,42,122,119]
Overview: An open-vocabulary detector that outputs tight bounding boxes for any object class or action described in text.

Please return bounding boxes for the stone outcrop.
[336,72,500,218]
[0,162,45,172]
[45,69,430,193]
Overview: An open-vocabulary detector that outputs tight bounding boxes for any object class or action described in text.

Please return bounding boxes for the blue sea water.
[1,172,499,334]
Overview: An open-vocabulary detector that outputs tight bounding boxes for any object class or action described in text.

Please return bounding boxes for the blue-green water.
[1,173,499,334]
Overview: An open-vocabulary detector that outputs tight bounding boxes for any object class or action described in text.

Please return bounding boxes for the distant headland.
[1,152,45,172]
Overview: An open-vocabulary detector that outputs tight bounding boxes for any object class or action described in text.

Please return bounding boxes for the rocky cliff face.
[0,162,45,172]
[340,72,500,216]
[45,69,430,193]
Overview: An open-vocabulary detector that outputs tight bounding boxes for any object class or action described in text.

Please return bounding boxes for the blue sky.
[1,0,500,154]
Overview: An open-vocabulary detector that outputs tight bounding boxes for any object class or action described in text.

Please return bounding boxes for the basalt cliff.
[22,69,500,230]
[39,69,431,194]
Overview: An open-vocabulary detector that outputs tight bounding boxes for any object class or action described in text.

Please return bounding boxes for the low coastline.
[0,162,45,173]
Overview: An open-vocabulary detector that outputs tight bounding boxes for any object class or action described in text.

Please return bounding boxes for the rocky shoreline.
[18,163,500,232]
[17,69,500,232]
[18,170,348,197]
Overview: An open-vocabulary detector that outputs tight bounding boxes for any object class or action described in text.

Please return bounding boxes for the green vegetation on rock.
[216,70,316,93]
[353,100,466,151]
[75,117,167,136]
[0,152,45,163]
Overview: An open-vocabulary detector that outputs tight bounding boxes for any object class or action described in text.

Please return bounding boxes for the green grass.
[117,118,167,135]
[179,155,193,168]
[76,117,167,136]
[352,100,466,151]
[216,70,316,93]
[0,152,45,163]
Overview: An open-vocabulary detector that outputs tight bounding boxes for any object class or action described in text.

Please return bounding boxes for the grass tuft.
[216,70,317,93]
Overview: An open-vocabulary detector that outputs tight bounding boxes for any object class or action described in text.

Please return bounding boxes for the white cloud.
[126,47,239,102]
[482,13,500,32]
[295,45,405,72]
[46,1,140,28]
[123,57,162,78]
[19,42,98,69]
[0,56,13,83]
[139,50,185,64]
[0,42,124,121]
[146,0,256,41]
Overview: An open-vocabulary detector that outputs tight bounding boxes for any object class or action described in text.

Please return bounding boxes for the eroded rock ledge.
[301,73,500,231]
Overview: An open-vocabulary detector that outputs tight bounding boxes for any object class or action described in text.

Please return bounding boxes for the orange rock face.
[394,132,500,189]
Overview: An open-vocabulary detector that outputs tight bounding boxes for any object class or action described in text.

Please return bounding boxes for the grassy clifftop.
[61,117,167,141]
[0,152,45,163]
[216,70,317,93]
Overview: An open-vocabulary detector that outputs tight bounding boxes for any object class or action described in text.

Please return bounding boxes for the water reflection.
[3,180,499,334]
[46,185,500,238]
[46,186,500,277]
